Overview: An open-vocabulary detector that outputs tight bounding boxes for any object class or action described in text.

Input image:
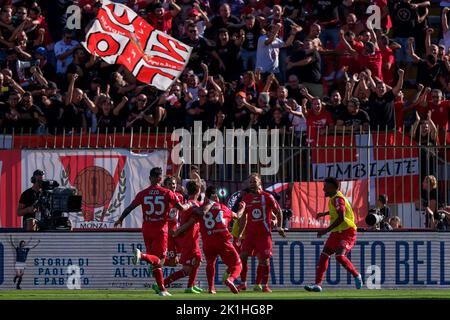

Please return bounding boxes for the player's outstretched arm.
[114,203,138,227]
[234,201,246,219]
[176,201,194,212]
[173,157,185,186]
[9,235,16,249]
[316,211,330,219]
[237,210,248,240]
[193,200,214,216]
[273,205,286,238]
[172,218,196,237]
[318,210,344,237]
[31,240,40,249]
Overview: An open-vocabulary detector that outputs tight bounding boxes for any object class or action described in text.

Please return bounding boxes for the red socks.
[206,260,216,291]
[140,253,166,291]
[164,269,187,286]
[140,253,160,265]
[256,265,270,286]
[261,265,270,286]
[227,263,242,282]
[336,254,359,277]
[153,267,165,291]
[315,252,330,285]
[188,264,200,288]
[315,252,359,285]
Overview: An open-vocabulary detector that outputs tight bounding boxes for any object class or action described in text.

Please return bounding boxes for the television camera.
[365,208,392,230]
[33,180,82,231]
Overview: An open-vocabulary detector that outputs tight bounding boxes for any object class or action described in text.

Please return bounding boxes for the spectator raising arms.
[0,0,447,142]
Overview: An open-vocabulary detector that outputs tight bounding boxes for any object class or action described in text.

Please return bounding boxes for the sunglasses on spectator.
[189,30,198,33]
[17,11,27,15]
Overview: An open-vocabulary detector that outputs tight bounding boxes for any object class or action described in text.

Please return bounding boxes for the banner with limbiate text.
[0,232,449,290]
[20,149,169,229]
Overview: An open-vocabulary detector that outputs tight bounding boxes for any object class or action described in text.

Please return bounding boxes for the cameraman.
[366,195,392,231]
[429,206,450,231]
[17,170,44,231]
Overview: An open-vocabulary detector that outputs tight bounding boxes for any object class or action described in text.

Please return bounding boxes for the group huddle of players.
[114,167,285,296]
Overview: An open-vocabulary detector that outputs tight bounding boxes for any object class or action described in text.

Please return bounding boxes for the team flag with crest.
[82,0,192,91]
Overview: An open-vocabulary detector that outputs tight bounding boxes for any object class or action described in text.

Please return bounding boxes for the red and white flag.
[82,0,192,91]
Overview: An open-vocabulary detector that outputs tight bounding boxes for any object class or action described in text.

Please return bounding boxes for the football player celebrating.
[163,176,185,267]
[228,187,255,291]
[164,180,203,293]
[237,173,286,293]
[198,186,244,294]
[304,177,363,292]
[114,167,192,296]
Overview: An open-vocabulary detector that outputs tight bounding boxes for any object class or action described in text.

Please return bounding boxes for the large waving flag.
[82,0,192,91]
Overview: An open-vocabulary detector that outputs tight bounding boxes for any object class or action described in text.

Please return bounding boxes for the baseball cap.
[35,47,47,56]
[188,8,201,16]
[236,91,246,98]
[33,169,45,177]
[47,81,58,90]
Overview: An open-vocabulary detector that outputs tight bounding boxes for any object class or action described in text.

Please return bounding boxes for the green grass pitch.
[1,289,450,300]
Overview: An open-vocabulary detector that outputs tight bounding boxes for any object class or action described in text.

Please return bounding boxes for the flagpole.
[125,90,165,128]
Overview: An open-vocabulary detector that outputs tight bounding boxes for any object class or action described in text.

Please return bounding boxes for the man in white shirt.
[54,30,81,75]
[255,23,301,81]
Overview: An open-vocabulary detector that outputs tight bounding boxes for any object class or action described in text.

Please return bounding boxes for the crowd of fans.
[0,0,450,141]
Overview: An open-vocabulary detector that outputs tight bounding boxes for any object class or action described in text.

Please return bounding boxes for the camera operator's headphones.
[31,170,45,184]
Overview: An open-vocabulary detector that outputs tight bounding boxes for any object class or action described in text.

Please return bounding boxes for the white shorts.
[15,262,26,271]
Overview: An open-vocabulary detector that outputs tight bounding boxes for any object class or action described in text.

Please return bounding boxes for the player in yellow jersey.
[305,177,362,292]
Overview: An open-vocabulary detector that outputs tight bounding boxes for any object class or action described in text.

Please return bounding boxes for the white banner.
[0,232,449,290]
[21,149,168,229]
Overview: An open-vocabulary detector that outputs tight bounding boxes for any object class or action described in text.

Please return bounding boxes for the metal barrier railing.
[2,125,448,229]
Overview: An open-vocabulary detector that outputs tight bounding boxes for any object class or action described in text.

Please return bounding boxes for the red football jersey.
[240,191,279,237]
[131,185,179,231]
[179,200,202,248]
[167,192,184,231]
[199,202,234,242]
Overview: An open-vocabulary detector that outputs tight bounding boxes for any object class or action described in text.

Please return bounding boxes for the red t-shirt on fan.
[240,191,279,237]
[381,47,395,86]
[131,185,178,232]
[147,12,173,34]
[359,49,383,81]
[429,100,450,129]
[336,40,363,75]
[306,110,334,130]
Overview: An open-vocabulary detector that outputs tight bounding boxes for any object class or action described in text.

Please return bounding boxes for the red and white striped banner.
[311,132,420,204]
[82,0,191,91]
